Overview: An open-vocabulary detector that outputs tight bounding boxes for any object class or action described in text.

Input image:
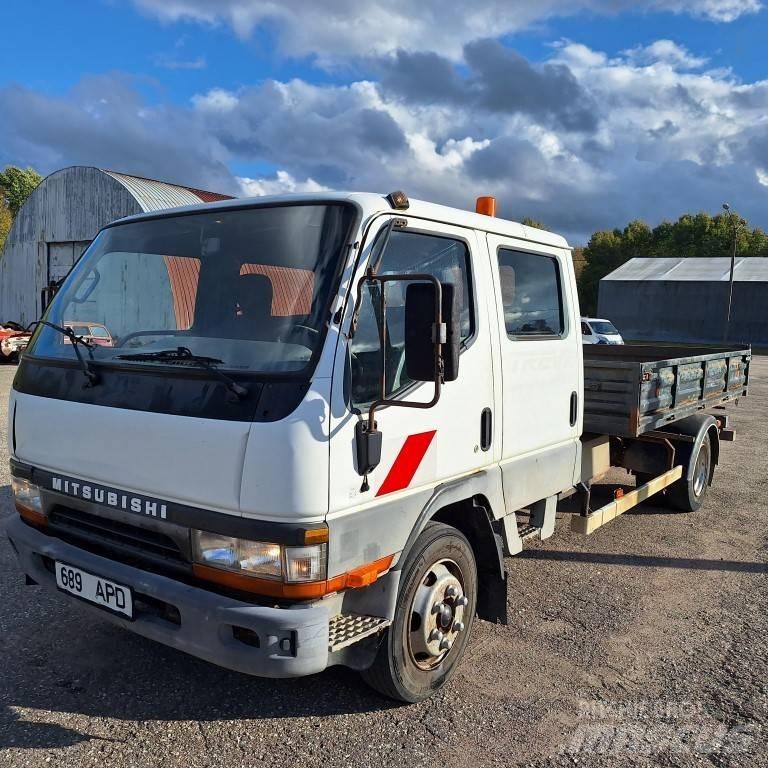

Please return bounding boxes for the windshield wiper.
[116,347,249,401]
[31,320,100,388]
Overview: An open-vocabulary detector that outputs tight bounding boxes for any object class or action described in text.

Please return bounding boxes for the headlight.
[193,531,283,579]
[12,477,42,512]
[192,530,329,585]
[12,477,45,525]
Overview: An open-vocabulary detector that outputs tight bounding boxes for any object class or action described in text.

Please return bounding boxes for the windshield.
[29,203,355,373]
[590,321,619,335]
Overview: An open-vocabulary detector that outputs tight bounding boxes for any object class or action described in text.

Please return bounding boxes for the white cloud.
[192,88,239,112]
[130,0,762,60]
[4,35,768,243]
[661,0,761,21]
[238,171,330,196]
[623,40,708,69]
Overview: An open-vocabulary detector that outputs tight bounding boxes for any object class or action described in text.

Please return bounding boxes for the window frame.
[495,245,569,342]
[347,221,479,409]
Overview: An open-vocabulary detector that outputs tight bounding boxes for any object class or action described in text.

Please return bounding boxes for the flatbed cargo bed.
[582,344,751,437]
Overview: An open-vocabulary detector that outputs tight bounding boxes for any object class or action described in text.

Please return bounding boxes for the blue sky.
[2,0,768,242]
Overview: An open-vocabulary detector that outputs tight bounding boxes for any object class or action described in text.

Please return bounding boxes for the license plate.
[55,561,134,619]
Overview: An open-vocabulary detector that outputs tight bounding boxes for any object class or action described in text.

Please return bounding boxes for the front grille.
[48,506,186,565]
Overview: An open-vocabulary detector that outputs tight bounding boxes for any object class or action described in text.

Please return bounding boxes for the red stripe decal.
[376,431,437,497]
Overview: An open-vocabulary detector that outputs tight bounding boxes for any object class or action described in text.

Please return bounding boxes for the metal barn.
[598,257,768,347]
[0,166,232,326]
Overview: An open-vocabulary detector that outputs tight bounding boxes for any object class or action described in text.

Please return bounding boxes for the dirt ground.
[0,358,766,768]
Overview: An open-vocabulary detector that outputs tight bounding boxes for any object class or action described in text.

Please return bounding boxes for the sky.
[1,0,768,243]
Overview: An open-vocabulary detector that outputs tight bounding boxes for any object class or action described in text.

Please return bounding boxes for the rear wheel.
[361,522,477,703]
[666,434,712,512]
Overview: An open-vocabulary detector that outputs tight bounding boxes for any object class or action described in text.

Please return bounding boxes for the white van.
[581,317,624,345]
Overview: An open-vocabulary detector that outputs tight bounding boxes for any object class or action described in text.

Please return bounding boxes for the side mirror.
[351,272,460,488]
[355,420,382,477]
[404,282,460,382]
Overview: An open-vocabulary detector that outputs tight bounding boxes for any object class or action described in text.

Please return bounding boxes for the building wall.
[598,280,768,346]
[0,167,143,325]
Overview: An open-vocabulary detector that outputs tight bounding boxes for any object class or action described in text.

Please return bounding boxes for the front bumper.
[6,516,332,678]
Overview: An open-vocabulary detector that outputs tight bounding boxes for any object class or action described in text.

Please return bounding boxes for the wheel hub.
[408,560,468,669]
[693,443,710,497]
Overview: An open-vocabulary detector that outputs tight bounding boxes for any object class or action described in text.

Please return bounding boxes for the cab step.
[518,524,541,542]
[328,613,391,652]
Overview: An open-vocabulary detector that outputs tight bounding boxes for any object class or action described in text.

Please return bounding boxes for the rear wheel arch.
[663,414,720,512]
[664,414,720,482]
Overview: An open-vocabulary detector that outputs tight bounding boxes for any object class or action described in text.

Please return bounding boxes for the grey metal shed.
[0,166,232,326]
[598,257,768,346]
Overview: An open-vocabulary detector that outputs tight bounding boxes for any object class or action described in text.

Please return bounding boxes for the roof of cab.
[107,191,571,250]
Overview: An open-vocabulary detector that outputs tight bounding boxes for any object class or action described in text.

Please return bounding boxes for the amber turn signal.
[16,504,48,528]
[193,553,394,599]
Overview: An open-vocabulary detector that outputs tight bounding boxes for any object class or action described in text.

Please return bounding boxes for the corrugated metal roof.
[603,256,768,282]
[188,188,234,203]
[103,170,233,212]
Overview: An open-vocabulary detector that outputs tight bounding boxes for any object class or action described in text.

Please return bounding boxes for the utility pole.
[722,203,738,343]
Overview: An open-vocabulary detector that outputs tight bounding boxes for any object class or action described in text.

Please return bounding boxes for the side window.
[497,249,564,338]
[581,321,591,335]
[350,229,474,406]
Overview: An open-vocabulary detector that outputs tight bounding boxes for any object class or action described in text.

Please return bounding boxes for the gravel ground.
[0,358,766,767]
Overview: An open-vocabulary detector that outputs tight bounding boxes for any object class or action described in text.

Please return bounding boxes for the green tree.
[521,216,546,230]
[576,210,768,315]
[0,166,42,217]
[578,228,624,315]
[0,202,11,252]
[571,246,586,282]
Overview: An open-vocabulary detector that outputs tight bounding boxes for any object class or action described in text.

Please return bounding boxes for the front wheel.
[666,433,712,512]
[361,522,477,703]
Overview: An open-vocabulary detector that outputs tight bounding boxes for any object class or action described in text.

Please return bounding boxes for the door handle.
[480,408,492,452]
[569,391,578,427]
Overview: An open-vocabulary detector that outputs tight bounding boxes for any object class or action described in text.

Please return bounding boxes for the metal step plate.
[328,613,391,652]
[518,524,540,542]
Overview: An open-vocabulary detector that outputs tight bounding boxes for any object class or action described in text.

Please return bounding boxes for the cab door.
[485,235,582,514]
[326,217,498,575]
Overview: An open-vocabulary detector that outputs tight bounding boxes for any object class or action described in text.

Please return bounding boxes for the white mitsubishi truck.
[6,191,750,702]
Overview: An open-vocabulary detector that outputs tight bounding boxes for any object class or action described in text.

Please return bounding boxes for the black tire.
[666,434,712,512]
[361,522,477,703]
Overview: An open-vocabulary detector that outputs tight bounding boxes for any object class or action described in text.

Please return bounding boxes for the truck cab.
[7,191,736,702]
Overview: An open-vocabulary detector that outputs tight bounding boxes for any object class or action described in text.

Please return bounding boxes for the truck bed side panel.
[583,345,750,437]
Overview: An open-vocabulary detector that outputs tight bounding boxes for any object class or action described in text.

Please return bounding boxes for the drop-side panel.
[582,345,750,437]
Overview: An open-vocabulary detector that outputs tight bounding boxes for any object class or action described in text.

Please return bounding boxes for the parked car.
[581,317,624,345]
[63,321,114,347]
[0,322,32,363]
